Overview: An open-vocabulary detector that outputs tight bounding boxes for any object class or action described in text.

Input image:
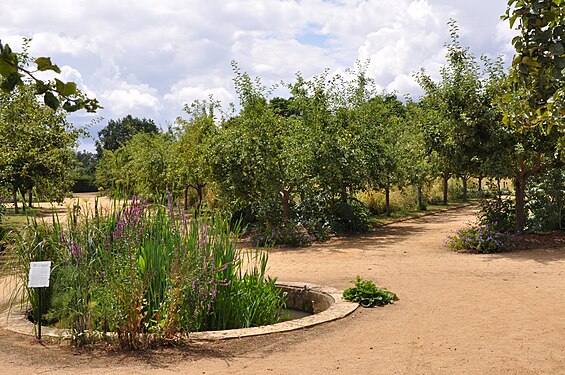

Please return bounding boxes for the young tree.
[501,0,565,233]
[173,99,218,210]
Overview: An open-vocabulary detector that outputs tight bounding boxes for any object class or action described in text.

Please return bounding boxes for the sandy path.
[1,206,564,374]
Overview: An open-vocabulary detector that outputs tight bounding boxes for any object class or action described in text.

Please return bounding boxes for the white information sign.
[28,261,52,288]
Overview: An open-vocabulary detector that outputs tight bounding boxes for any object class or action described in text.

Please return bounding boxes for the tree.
[0,83,78,212]
[96,115,159,157]
[416,20,500,203]
[172,99,218,210]
[500,0,565,233]
[211,67,312,227]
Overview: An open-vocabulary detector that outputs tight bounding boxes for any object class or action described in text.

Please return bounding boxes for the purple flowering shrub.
[447,224,511,254]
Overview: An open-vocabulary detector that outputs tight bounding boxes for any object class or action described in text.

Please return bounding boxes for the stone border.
[0,282,358,341]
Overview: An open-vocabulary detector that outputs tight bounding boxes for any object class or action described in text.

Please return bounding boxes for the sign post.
[27,261,51,341]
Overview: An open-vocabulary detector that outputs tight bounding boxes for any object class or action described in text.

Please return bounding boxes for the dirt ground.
[1,202,564,374]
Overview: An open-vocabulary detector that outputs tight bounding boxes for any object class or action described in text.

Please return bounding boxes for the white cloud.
[100,82,161,118]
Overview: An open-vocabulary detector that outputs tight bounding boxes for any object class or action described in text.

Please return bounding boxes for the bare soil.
[1,203,564,374]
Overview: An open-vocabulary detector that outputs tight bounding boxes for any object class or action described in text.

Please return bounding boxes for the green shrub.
[330,199,370,235]
[251,224,314,247]
[478,198,515,233]
[343,276,398,307]
[526,168,565,232]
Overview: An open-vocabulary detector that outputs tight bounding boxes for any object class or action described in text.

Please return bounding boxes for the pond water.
[280,308,312,322]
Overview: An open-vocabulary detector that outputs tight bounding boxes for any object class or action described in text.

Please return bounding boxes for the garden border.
[0,282,358,341]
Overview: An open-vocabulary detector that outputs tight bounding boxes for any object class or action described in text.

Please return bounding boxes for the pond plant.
[5,195,284,348]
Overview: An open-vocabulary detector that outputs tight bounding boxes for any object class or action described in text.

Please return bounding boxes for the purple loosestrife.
[112,196,148,242]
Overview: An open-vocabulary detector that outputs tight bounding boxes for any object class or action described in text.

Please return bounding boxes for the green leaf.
[35,57,61,73]
[62,82,77,96]
[0,72,21,92]
[44,92,60,110]
[0,58,17,77]
[555,57,565,69]
[549,43,564,57]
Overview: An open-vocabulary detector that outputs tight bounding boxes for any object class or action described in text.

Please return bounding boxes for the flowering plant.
[447,224,511,254]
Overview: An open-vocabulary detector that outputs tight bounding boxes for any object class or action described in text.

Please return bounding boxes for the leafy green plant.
[478,198,515,233]
[343,276,398,307]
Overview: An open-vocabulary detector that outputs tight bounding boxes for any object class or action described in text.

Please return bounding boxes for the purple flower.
[70,241,82,258]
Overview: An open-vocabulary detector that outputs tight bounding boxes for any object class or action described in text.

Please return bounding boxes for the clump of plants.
[251,224,314,247]
[343,276,398,307]
[7,196,285,348]
[477,197,515,233]
[447,224,511,254]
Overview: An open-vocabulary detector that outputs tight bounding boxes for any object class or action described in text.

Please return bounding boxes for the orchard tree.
[0,83,78,212]
[211,66,312,227]
[504,0,565,135]
[173,99,219,210]
[500,0,565,233]
[96,115,159,157]
[416,20,498,202]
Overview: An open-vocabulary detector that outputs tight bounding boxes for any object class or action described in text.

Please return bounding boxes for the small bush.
[343,276,398,307]
[478,198,515,233]
[251,224,314,247]
[330,199,370,235]
[447,224,511,254]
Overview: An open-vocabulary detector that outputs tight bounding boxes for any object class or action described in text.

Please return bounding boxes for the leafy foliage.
[526,167,565,231]
[0,83,79,207]
[0,39,99,112]
[251,224,314,248]
[477,198,516,233]
[96,115,159,157]
[343,276,398,307]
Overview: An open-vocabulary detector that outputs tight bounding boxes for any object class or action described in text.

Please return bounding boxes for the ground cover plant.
[343,276,398,307]
[5,196,285,348]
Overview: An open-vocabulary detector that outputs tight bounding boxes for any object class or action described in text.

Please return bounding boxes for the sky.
[1,0,517,151]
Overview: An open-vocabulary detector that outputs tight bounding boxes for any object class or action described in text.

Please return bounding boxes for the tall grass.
[4,195,284,348]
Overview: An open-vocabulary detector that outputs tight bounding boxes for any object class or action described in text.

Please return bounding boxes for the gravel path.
[1,205,564,374]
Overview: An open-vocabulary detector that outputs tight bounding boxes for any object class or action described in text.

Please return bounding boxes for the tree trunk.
[385,186,391,217]
[13,188,19,214]
[280,189,291,226]
[478,176,483,193]
[28,191,33,208]
[341,183,348,204]
[515,174,526,234]
[497,178,502,199]
[196,185,204,212]
[417,185,424,210]
[442,172,449,206]
[461,176,468,202]
[184,187,189,211]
